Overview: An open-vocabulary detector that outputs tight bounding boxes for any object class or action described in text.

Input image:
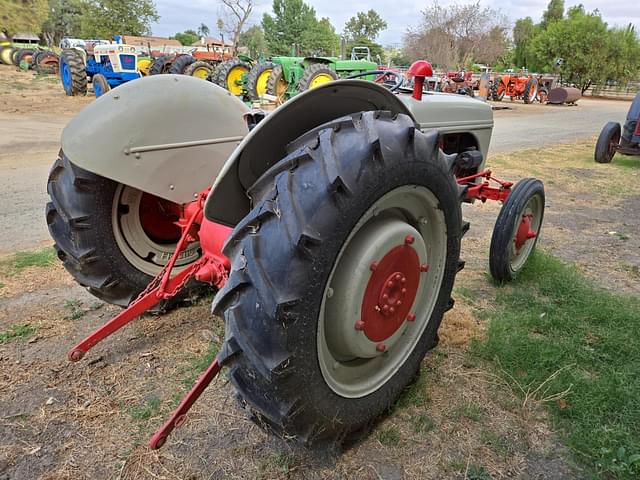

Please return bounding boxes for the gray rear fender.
[61,74,249,204]
[205,80,414,227]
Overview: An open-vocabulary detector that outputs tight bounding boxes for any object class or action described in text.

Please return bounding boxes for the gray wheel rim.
[509,193,543,273]
[317,186,447,398]
[112,184,200,276]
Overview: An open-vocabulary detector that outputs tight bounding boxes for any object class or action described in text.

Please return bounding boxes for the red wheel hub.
[361,243,421,342]
[514,214,537,252]
[138,193,182,243]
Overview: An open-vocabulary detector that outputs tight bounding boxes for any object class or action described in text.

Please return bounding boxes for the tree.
[219,0,253,55]
[403,1,509,69]
[198,23,210,37]
[172,29,199,46]
[41,0,85,46]
[239,24,266,58]
[0,0,48,37]
[262,0,338,56]
[79,0,159,38]
[529,6,640,93]
[541,0,564,28]
[513,17,536,68]
[343,9,387,41]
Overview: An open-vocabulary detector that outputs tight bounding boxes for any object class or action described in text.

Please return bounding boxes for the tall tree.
[403,1,509,69]
[0,0,48,36]
[262,0,337,56]
[513,17,536,68]
[219,0,253,55]
[80,0,159,38]
[172,29,199,45]
[198,23,210,37]
[541,0,564,28]
[239,24,266,58]
[41,0,84,46]
[343,10,387,41]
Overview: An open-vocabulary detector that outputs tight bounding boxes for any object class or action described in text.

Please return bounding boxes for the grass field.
[471,251,640,478]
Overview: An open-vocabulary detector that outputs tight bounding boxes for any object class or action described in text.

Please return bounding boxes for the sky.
[151,0,639,47]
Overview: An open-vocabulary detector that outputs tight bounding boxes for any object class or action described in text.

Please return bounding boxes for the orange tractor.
[490,73,538,104]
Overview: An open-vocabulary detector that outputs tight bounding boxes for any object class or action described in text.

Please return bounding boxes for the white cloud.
[151,0,640,47]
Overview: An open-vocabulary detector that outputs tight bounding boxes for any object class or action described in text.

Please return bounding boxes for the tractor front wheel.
[149,56,173,75]
[92,73,110,98]
[523,79,538,104]
[60,49,87,96]
[492,79,505,101]
[246,61,275,101]
[46,153,202,307]
[184,61,214,80]
[594,122,621,164]
[489,178,545,282]
[266,64,288,104]
[169,55,195,74]
[213,111,463,445]
[215,58,251,96]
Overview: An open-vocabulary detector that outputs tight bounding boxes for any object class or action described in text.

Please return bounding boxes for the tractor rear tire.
[15,48,35,67]
[266,63,288,104]
[184,60,214,80]
[491,78,505,101]
[35,53,59,74]
[594,122,621,164]
[523,79,538,104]
[215,58,251,96]
[246,61,275,101]
[169,54,195,74]
[297,63,338,93]
[489,178,545,282]
[46,153,202,307]
[60,49,87,96]
[212,111,464,446]
[0,45,15,65]
[149,55,173,75]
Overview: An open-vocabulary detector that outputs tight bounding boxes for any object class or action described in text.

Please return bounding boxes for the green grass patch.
[63,299,102,320]
[0,323,36,343]
[451,400,484,422]
[128,395,161,421]
[180,342,220,389]
[471,251,640,478]
[0,247,56,274]
[412,413,434,434]
[257,451,295,478]
[376,426,401,446]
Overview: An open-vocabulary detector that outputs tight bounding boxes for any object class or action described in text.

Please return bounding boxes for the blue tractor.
[60,43,141,98]
[595,91,640,163]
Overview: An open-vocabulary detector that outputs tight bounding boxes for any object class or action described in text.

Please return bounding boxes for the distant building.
[121,35,182,49]
[12,32,40,44]
[191,37,233,55]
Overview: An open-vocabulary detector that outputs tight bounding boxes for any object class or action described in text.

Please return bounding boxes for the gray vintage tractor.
[595,91,640,163]
[46,60,545,449]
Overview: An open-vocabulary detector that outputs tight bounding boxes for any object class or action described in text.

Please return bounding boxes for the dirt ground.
[1,65,638,479]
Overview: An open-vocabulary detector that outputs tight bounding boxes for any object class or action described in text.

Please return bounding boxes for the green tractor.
[266,55,378,104]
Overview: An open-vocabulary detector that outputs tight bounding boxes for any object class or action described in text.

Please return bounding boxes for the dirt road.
[0,65,632,252]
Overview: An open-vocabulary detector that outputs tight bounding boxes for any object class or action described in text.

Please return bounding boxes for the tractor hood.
[205,80,414,227]
[61,74,249,204]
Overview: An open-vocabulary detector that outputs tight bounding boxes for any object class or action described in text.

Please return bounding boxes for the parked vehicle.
[595,92,640,163]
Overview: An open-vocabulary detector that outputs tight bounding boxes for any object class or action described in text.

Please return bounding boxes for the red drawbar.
[361,244,421,342]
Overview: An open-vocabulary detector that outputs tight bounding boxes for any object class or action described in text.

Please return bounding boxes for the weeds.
[376,426,401,446]
[0,324,36,343]
[472,250,640,478]
[128,395,161,421]
[0,247,56,275]
[63,299,102,320]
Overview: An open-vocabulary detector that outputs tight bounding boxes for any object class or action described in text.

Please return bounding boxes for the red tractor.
[439,70,475,97]
[491,73,538,104]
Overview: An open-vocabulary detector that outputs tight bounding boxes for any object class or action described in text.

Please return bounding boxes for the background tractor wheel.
[215,58,251,96]
[60,49,87,96]
[594,122,621,164]
[0,45,14,65]
[492,79,505,101]
[46,153,203,307]
[15,48,34,67]
[297,63,338,92]
[266,63,288,104]
[523,78,538,104]
[213,111,464,446]
[149,55,173,75]
[35,53,59,74]
[489,178,545,282]
[537,86,549,103]
[92,73,110,98]
[184,60,213,80]
[30,49,45,68]
[246,61,275,100]
[169,54,195,74]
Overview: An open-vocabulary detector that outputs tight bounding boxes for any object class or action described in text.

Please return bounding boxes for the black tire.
[266,63,288,103]
[523,78,537,104]
[46,152,202,307]
[15,48,35,66]
[297,63,338,92]
[491,78,505,101]
[594,122,621,163]
[149,55,173,75]
[0,45,15,65]
[60,49,87,96]
[537,86,549,104]
[169,54,195,74]
[214,58,251,96]
[35,53,59,74]
[246,61,275,101]
[184,60,214,79]
[489,178,545,282]
[212,111,464,446]
[30,49,45,68]
[92,73,110,97]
